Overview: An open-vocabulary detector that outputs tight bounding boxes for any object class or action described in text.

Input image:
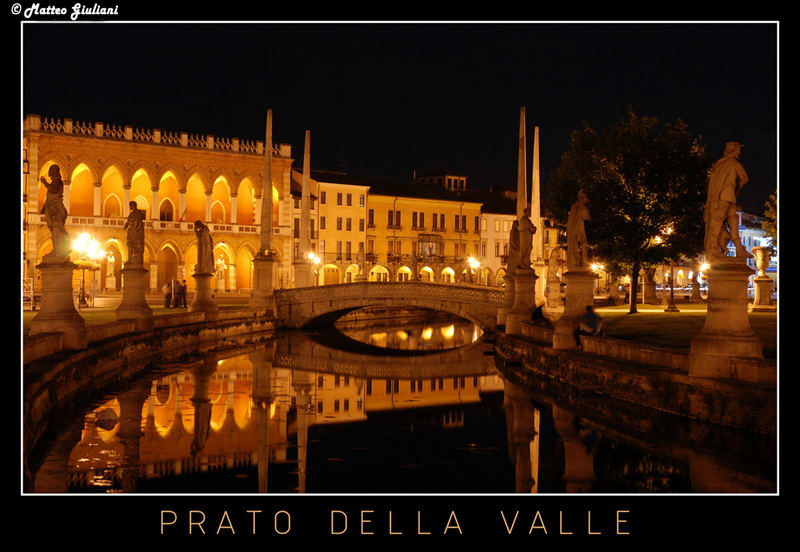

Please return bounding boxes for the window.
[462,215,467,232]
[337,192,343,205]
[412,212,418,229]
[359,194,365,207]
[346,193,352,206]
[366,379,373,395]
[440,213,445,230]
[359,218,365,231]
[474,216,480,232]
[454,214,460,231]
[432,213,438,229]
[346,218,352,231]
[336,217,343,231]
[334,400,340,413]
[495,242,500,257]
[293,217,300,238]
[495,219,500,232]
[419,212,425,228]
[321,191,327,204]
[388,210,394,228]
[368,209,374,227]
[395,211,401,227]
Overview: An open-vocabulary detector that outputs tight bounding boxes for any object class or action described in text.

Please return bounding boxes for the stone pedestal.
[293,261,313,288]
[506,269,538,335]
[29,258,87,350]
[553,269,595,349]
[115,264,154,331]
[689,260,763,379]
[249,254,276,313]
[189,272,219,321]
[750,276,776,312]
[532,259,547,306]
[497,272,515,327]
[642,268,658,304]
[545,278,562,308]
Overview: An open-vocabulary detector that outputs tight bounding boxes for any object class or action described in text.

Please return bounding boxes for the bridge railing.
[274,280,506,306]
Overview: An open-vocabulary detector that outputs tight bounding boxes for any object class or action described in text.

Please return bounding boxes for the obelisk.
[498,107,527,327]
[249,109,277,312]
[506,107,538,335]
[531,125,547,305]
[294,130,313,288]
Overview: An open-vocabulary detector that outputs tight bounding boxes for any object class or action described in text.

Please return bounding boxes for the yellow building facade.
[23,114,299,295]
[23,114,554,297]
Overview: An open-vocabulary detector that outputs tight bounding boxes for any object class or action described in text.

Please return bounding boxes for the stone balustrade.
[25,114,283,157]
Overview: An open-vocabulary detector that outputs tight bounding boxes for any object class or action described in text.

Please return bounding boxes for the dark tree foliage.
[544,109,711,313]
[762,190,777,250]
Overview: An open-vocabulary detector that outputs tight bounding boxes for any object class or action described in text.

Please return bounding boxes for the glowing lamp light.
[421,327,433,340]
[467,256,480,270]
[440,324,455,339]
[700,263,710,273]
[306,252,321,265]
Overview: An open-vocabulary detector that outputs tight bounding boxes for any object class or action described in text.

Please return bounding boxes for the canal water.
[29,308,775,494]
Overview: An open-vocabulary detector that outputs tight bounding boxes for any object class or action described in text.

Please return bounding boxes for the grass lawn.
[595,303,777,359]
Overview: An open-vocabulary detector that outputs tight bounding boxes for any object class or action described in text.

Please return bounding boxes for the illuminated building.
[23,114,561,294]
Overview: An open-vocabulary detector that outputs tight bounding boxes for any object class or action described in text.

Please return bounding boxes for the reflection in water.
[335,307,483,351]
[29,314,775,494]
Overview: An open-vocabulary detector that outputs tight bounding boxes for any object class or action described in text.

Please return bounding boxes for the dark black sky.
[21,21,778,214]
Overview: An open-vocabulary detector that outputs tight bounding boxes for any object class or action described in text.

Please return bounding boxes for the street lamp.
[72,233,105,308]
[306,252,321,285]
[467,256,480,284]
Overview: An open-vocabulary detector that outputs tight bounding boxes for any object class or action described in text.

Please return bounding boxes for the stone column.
[504,379,540,493]
[205,192,212,222]
[292,370,314,494]
[63,179,71,212]
[117,381,150,492]
[294,130,313,288]
[29,257,87,350]
[250,109,277,312]
[190,359,217,458]
[689,258,763,379]
[93,183,102,217]
[553,268,595,349]
[123,186,130,217]
[230,194,238,225]
[552,406,595,493]
[151,188,159,220]
[750,246,775,312]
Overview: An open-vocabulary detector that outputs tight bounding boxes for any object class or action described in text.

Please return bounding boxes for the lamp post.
[307,252,321,286]
[72,233,105,309]
[467,256,480,284]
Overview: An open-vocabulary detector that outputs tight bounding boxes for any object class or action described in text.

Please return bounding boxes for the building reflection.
[56,320,502,493]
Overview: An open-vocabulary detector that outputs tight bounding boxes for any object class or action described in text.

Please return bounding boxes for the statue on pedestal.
[567,189,590,270]
[123,201,145,266]
[506,219,520,270]
[516,207,536,270]
[194,221,214,274]
[40,165,71,259]
[704,141,751,261]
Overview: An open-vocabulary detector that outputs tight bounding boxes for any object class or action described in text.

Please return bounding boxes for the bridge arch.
[274,281,503,332]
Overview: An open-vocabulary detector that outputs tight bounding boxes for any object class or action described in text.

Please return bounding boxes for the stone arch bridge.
[274,281,505,331]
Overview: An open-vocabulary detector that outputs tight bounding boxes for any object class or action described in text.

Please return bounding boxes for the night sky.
[20,21,778,214]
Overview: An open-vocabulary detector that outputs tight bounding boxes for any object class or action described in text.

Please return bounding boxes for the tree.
[762,190,777,250]
[545,109,711,313]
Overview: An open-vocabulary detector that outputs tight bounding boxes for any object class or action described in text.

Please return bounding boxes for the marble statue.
[506,219,520,270]
[567,189,590,270]
[40,164,71,259]
[194,220,214,274]
[123,201,145,266]
[548,246,563,280]
[704,141,751,260]
[517,207,536,270]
